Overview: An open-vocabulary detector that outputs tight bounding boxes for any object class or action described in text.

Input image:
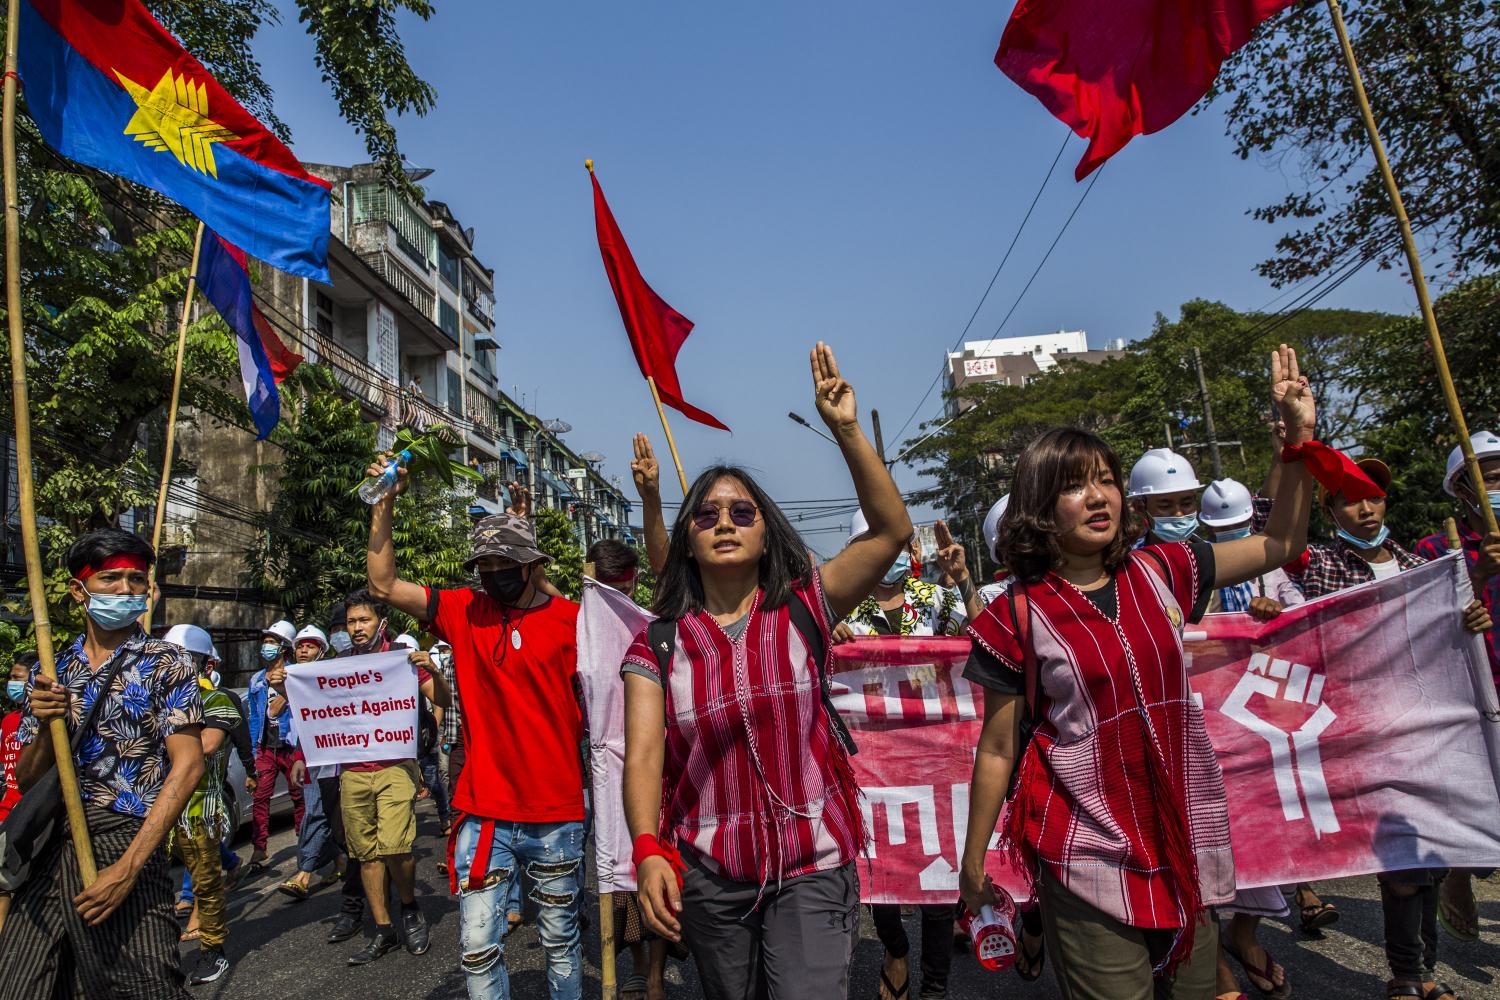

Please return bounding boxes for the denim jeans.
[453,817,584,1000]
[419,750,451,827]
[297,772,336,875]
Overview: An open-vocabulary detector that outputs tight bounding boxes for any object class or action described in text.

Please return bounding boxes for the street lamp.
[787,411,839,446]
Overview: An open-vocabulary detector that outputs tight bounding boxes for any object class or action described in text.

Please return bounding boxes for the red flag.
[591,170,729,432]
[996,0,1297,180]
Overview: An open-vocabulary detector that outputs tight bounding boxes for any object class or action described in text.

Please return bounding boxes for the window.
[439,300,459,340]
[447,371,463,415]
[352,182,434,268]
[438,245,459,289]
[313,290,334,338]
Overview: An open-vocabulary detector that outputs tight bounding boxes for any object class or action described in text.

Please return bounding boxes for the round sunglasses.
[689,499,760,530]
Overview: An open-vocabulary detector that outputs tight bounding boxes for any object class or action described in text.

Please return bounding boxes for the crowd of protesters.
[0,340,1496,1000]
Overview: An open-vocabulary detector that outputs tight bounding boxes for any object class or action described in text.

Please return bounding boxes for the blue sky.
[258,1,1417,555]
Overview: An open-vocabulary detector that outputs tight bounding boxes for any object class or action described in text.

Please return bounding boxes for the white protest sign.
[283,650,420,768]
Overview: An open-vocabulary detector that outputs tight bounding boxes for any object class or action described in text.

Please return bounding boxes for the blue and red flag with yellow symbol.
[17,0,331,282]
[196,230,302,439]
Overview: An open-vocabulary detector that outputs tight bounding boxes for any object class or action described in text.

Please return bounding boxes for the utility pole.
[1191,346,1224,481]
[1164,421,1174,450]
[871,408,888,465]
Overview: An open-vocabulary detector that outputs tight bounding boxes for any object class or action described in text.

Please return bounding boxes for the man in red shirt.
[366,463,585,1000]
[0,651,36,930]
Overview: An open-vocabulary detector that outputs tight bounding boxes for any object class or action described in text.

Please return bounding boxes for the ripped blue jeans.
[453,817,584,1000]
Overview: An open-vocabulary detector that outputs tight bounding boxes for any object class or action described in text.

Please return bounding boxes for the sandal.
[620,973,648,1000]
[1438,885,1479,943]
[179,927,201,943]
[1297,900,1338,935]
[277,879,309,901]
[174,900,194,921]
[1225,941,1291,999]
[1385,984,1423,999]
[877,968,909,1000]
[1423,985,1460,1000]
[1015,928,1045,982]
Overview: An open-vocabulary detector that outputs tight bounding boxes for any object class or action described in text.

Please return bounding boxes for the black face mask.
[480,567,530,607]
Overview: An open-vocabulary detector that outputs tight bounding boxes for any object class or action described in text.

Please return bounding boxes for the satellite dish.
[463,227,476,246]
[542,419,572,435]
[580,451,605,464]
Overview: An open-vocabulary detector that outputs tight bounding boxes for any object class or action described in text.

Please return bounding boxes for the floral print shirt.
[18,628,203,819]
[846,577,968,637]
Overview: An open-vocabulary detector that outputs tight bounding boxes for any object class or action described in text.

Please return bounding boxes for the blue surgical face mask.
[1474,491,1500,519]
[5,680,25,704]
[84,591,148,631]
[1151,514,1200,543]
[1213,525,1252,541]
[881,552,912,586]
[1337,524,1390,550]
[259,642,282,662]
[329,631,353,654]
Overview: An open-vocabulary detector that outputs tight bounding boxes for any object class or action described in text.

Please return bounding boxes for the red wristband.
[632,834,687,888]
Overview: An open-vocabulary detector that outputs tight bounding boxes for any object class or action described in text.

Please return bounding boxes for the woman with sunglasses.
[958,346,1317,1000]
[621,342,911,1000]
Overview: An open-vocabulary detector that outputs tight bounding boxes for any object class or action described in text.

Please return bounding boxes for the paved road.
[187,801,1500,998]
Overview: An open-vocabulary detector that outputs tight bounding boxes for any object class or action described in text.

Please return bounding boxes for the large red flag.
[591,170,729,432]
[996,0,1297,180]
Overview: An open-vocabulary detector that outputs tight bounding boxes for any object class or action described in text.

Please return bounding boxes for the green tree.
[631,546,658,608]
[534,508,585,601]
[1213,1,1500,286]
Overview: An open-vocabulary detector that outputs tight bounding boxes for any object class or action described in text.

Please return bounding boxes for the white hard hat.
[982,496,1010,562]
[262,620,297,647]
[848,509,870,544]
[1199,479,1254,528]
[209,644,221,663]
[392,633,420,650]
[294,625,329,651]
[163,624,214,658]
[1444,430,1500,497]
[1128,448,1204,498]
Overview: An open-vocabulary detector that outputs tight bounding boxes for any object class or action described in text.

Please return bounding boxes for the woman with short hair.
[958,346,1318,1000]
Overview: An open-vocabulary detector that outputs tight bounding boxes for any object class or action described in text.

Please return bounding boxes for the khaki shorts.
[340,761,419,861]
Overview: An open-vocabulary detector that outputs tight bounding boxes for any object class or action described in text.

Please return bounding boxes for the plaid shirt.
[1414,524,1500,685]
[1251,496,1426,599]
[622,568,865,886]
[967,543,1235,934]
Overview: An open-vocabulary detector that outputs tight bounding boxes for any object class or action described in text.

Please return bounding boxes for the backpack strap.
[647,617,677,681]
[788,592,858,756]
[1009,583,1037,722]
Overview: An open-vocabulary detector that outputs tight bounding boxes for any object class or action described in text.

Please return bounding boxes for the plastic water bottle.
[959,884,1021,972]
[358,450,412,505]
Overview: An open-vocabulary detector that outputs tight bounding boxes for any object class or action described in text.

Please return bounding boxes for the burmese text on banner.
[283,650,420,769]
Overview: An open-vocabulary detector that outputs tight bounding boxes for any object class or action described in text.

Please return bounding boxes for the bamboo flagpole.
[1324,0,1500,538]
[142,220,206,632]
[647,375,690,495]
[3,0,98,883]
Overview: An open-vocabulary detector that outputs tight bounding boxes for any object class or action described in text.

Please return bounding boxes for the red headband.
[76,554,150,582]
[598,571,637,586]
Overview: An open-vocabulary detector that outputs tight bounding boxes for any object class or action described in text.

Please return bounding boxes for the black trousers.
[869,903,958,998]
[678,850,860,1000]
[0,805,188,1000]
[318,775,366,912]
[1380,869,1446,981]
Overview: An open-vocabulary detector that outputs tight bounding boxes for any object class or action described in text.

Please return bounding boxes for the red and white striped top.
[622,568,865,887]
[967,543,1235,936]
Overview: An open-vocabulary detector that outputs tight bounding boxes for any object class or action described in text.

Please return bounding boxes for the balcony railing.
[465,411,499,441]
[359,250,435,319]
[465,295,494,328]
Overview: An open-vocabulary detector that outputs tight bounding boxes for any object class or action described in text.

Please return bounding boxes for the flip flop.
[1225,941,1291,999]
[277,879,310,901]
[1015,928,1045,982]
[1422,984,1460,1000]
[1438,896,1480,943]
[877,968,909,1000]
[174,900,194,921]
[1298,900,1338,935]
[179,927,201,942]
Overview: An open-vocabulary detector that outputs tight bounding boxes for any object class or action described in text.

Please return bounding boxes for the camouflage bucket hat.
[463,513,550,572]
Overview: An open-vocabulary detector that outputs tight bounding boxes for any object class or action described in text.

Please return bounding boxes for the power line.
[887,130,1074,449]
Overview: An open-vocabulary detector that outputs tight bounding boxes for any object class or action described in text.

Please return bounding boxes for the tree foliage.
[534,508,585,601]
[1213,0,1500,286]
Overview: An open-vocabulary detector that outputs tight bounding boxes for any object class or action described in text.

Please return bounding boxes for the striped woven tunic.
[966,542,1235,934]
[622,568,865,887]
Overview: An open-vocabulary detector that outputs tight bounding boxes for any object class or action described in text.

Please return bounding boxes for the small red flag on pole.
[996,0,1297,180]
[590,162,729,434]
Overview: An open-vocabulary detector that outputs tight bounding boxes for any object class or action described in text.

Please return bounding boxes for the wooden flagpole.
[646,376,690,495]
[1324,0,1500,538]
[142,220,205,633]
[3,0,98,883]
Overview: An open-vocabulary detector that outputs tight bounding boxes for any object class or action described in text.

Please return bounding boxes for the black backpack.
[648,592,858,756]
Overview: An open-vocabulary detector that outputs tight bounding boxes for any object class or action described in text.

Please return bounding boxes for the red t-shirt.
[427,587,584,823]
[0,711,24,823]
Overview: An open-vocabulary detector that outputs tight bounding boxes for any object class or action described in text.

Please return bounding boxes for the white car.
[222,688,298,833]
